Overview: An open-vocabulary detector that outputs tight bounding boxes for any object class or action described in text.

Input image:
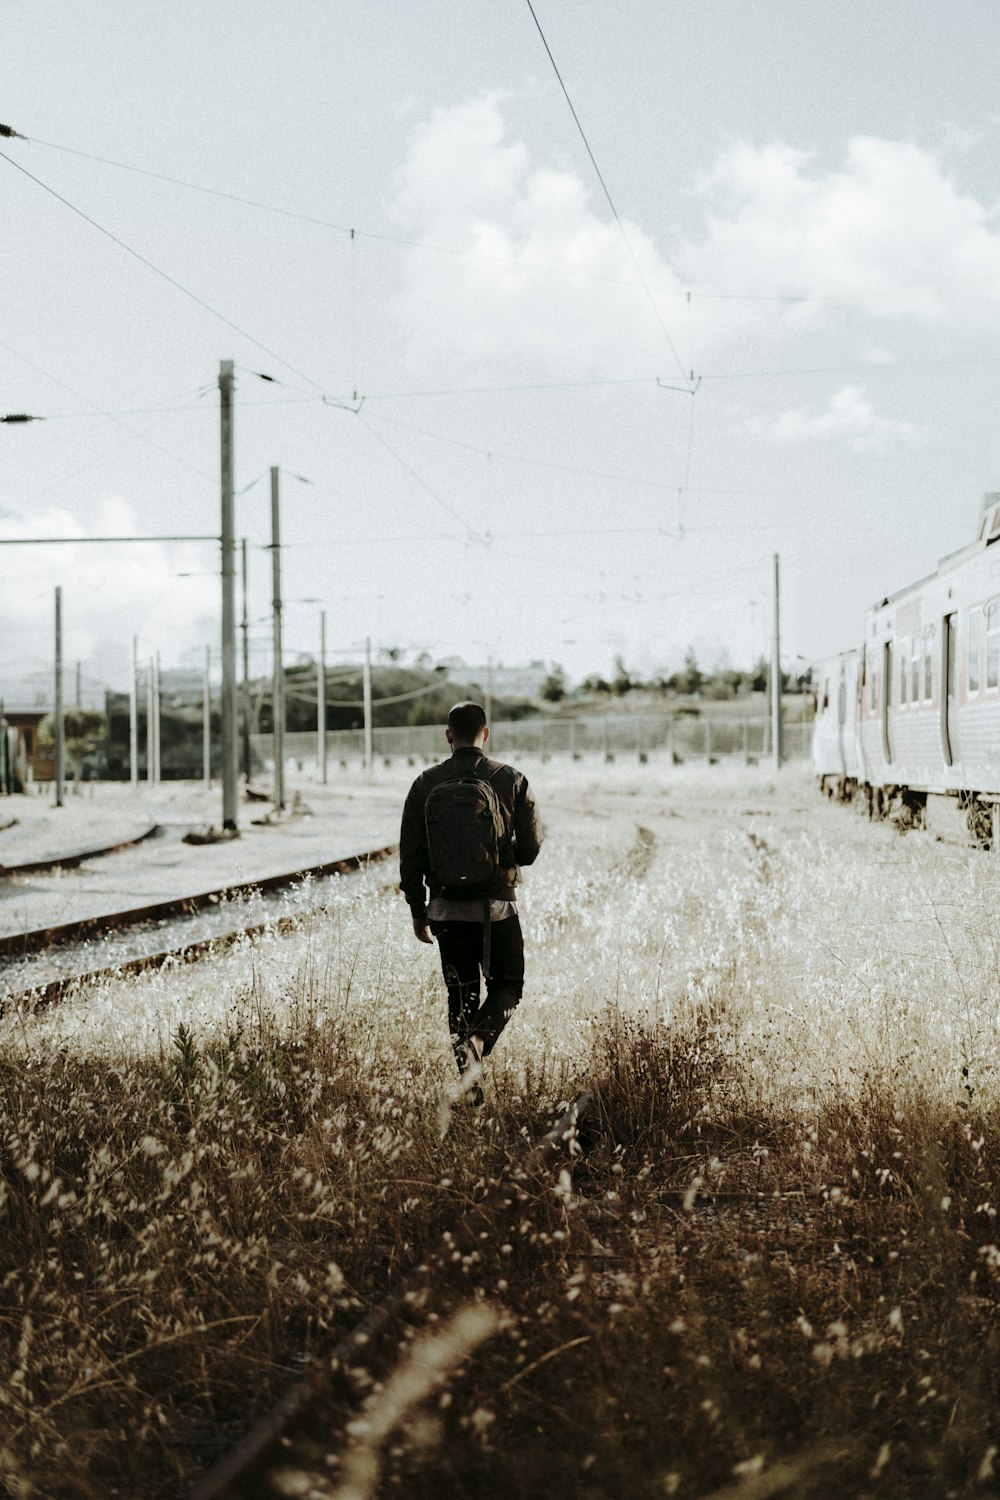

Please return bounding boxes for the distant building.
[461,660,551,700]
[0,668,103,786]
[0,666,104,714]
[158,668,204,701]
[0,708,48,786]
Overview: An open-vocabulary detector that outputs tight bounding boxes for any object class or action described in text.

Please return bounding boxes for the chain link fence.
[254,711,813,773]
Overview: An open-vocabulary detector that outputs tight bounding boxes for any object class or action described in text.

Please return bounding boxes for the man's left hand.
[412,916,433,944]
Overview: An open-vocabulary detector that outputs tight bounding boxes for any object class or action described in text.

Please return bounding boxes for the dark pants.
[429,915,525,1073]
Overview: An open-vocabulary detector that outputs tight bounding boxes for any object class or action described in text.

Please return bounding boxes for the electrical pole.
[152,650,161,786]
[240,536,251,782]
[129,636,138,791]
[771,552,782,771]
[485,655,493,725]
[74,660,81,710]
[270,466,285,811]
[203,645,211,789]
[219,359,238,831]
[0,700,8,798]
[318,608,327,784]
[363,636,373,775]
[146,659,154,785]
[54,586,64,808]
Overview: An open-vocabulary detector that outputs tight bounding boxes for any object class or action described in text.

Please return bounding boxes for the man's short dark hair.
[447,701,487,743]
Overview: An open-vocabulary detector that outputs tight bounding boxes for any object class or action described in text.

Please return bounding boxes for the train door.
[836,664,847,774]
[942,612,958,768]
[855,649,868,780]
[881,640,893,765]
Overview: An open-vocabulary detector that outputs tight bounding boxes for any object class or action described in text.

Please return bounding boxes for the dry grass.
[1,760,999,1496]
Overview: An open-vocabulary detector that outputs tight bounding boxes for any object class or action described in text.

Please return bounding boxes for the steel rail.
[3,886,397,1009]
[0,822,160,877]
[189,1088,599,1500]
[0,844,398,960]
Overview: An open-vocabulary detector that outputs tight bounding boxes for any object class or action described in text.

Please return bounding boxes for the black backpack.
[424,769,507,898]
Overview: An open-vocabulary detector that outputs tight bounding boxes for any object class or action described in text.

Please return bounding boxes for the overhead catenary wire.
[13,129,878,306]
[17,347,1000,427]
[522,0,693,388]
[0,337,218,486]
[360,406,805,501]
[27,406,218,503]
[0,147,331,396]
[677,336,699,539]
[279,518,801,553]
[356,413,485,542]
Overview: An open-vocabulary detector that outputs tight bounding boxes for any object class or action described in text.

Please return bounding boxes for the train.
[812,492,1000,842]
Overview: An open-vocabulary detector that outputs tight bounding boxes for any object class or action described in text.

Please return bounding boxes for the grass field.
[1,758,999,1498]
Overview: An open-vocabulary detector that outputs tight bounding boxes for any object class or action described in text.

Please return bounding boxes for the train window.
[969,607,984,693]
[899,637,909,706]
[987,602,1000,690]
[911,637,921,704]
[923,624,935,701]
[869,658,877,711]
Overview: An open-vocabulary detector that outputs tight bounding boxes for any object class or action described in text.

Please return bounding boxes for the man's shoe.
[458,1034,485,1107]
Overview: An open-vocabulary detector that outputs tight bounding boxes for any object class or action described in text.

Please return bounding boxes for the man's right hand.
[412,916,433,944]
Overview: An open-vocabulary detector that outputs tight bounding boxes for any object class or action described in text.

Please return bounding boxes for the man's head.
[446,700,489,749]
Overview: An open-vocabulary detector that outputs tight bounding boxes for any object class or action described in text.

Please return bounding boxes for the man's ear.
[482,725,490,745]
[445,727,454,746]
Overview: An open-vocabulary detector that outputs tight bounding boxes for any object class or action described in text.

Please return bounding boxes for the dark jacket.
[399,745,543,919]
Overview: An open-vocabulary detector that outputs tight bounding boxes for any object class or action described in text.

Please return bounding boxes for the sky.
[4,0,1000,696]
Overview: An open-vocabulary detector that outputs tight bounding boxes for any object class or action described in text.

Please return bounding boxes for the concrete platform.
[0,778,407,943]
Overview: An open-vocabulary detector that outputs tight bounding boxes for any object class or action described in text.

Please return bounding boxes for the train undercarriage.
[817,775,1000,847]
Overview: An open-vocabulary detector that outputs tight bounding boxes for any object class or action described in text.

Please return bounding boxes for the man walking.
[400,702,543,1103]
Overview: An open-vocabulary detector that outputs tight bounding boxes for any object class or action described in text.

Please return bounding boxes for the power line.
[281,517,801,553]
[0,148,329,395]
[16,343,1000,424]
[355,414,485,541]
[0,533,218,545]
[678,384,698,538]
[0,337,218,487]
[363,373,658,400]
[523,0,692,387]
[19,342,1000,431]
[14,130,999,313]
[15,132,843,306]
[360,408,805,500]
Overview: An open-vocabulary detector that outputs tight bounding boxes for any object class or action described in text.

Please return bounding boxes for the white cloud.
[683,137,1000,327]
[0,496,219,695]
[388,95,689,377]
[388,98,1000,396]
[747,385,920,451]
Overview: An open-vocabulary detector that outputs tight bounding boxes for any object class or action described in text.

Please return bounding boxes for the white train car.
[818,493,1000,834]
[812,649,862,799]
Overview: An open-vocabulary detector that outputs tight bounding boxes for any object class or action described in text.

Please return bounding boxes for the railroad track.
[0,820,160,877]
[0,842,398,1008]
[189,1087,600,1500]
